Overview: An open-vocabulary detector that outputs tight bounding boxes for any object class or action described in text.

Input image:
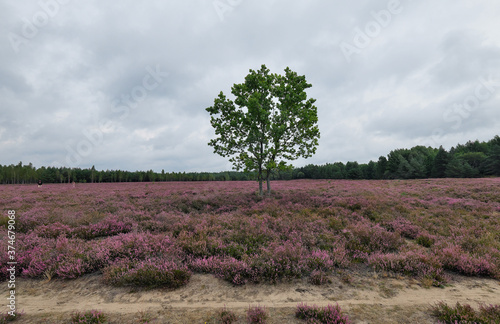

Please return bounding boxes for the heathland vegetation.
[1,178,499,322]
[1,179,498,286]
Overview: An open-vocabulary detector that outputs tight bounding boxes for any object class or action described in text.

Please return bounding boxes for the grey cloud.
[431,31,500,88]
[1,0,499,172]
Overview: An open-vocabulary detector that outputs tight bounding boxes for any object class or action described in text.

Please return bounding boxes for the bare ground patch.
[4,269,499,323]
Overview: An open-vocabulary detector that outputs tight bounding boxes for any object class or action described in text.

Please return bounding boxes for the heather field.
[1,179,500,323]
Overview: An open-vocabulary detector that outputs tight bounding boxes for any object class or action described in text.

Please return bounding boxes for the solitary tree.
[206,64,320,195]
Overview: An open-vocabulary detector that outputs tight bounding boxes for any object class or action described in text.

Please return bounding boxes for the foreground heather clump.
[309,269,331,285]
[0,311,24,323]
[431,302,500,323]
[189,256,252,285]
[216,306,238,324]
[246,305,268,324]
[296,303,350,324]
[70,310,107,324]
[1,179,499,287]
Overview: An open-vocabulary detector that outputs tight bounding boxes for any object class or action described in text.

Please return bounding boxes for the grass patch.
[70,310,107,324]
[102,259,190,289]
[296,303,350,323]
[431,301,500,323]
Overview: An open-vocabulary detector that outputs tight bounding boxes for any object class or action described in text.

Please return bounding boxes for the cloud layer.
[1,0,499,172]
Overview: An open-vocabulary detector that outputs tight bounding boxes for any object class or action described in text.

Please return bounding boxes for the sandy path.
[4,273,500,323]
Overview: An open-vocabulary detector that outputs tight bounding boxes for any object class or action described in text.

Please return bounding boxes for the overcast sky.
[1,1,499,172]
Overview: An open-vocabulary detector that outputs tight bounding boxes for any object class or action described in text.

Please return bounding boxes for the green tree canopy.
[431,146,449,178]
[206,64,320,195]
[483,144,500,176]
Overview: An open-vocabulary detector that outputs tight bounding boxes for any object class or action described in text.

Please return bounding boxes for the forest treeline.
[1,135,499,184]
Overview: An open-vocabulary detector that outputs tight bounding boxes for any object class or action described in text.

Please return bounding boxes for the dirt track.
[5,270,500,323]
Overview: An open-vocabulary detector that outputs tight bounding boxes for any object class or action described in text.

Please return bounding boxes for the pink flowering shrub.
[18,235,93,279]
[71,215,133,239]
[306,249,335,270]
[296,303,350,324]
[14,232,183,280]
[247,305,268,324]
[189,256,252,285]
[1,178,499,286]
[16,233,56,277]
[250,240,307,283]
[0,246,10,281]
[55,258,87,279]
[70,309,107,324]
[435,244,498,278]
[102,232,182,261]
[479,304,500,322]
[138,219,171,233]
[344,222,403,255]
[188,240,346,285]
[32,216,132,240]
[447,225,497,256]
[328,245,351,268]
[177,230,211,257]
[386,218,420,239]
[216,306,238,324]
[55,236,98,278]
[16,206,49,233]
[34,222,73,238]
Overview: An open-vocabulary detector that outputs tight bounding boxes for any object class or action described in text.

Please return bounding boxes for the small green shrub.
[309,270,331,285]
[328,218,344,232]
[136,310,156,323]
[416,235,435,248]
[247,305,268,323]
[296,303,350,323]
[0,216,9,228]
[431,302,500,323]
[479,303,500,323]
[216,306,238,324]
[70,310,107,324]
[0,310,23,323]
[102,259,190,289]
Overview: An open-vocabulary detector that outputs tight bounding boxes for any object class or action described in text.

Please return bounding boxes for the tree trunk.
[258,163,263,196]
[266,175,271,196]
[258,141,264,196]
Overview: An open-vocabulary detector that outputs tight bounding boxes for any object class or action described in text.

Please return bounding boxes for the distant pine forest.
[2,136,499,184]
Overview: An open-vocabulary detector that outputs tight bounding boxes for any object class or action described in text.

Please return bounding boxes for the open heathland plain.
[1,179,499,323]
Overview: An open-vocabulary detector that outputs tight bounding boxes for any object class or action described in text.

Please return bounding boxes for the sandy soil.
[4,269,500,324]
